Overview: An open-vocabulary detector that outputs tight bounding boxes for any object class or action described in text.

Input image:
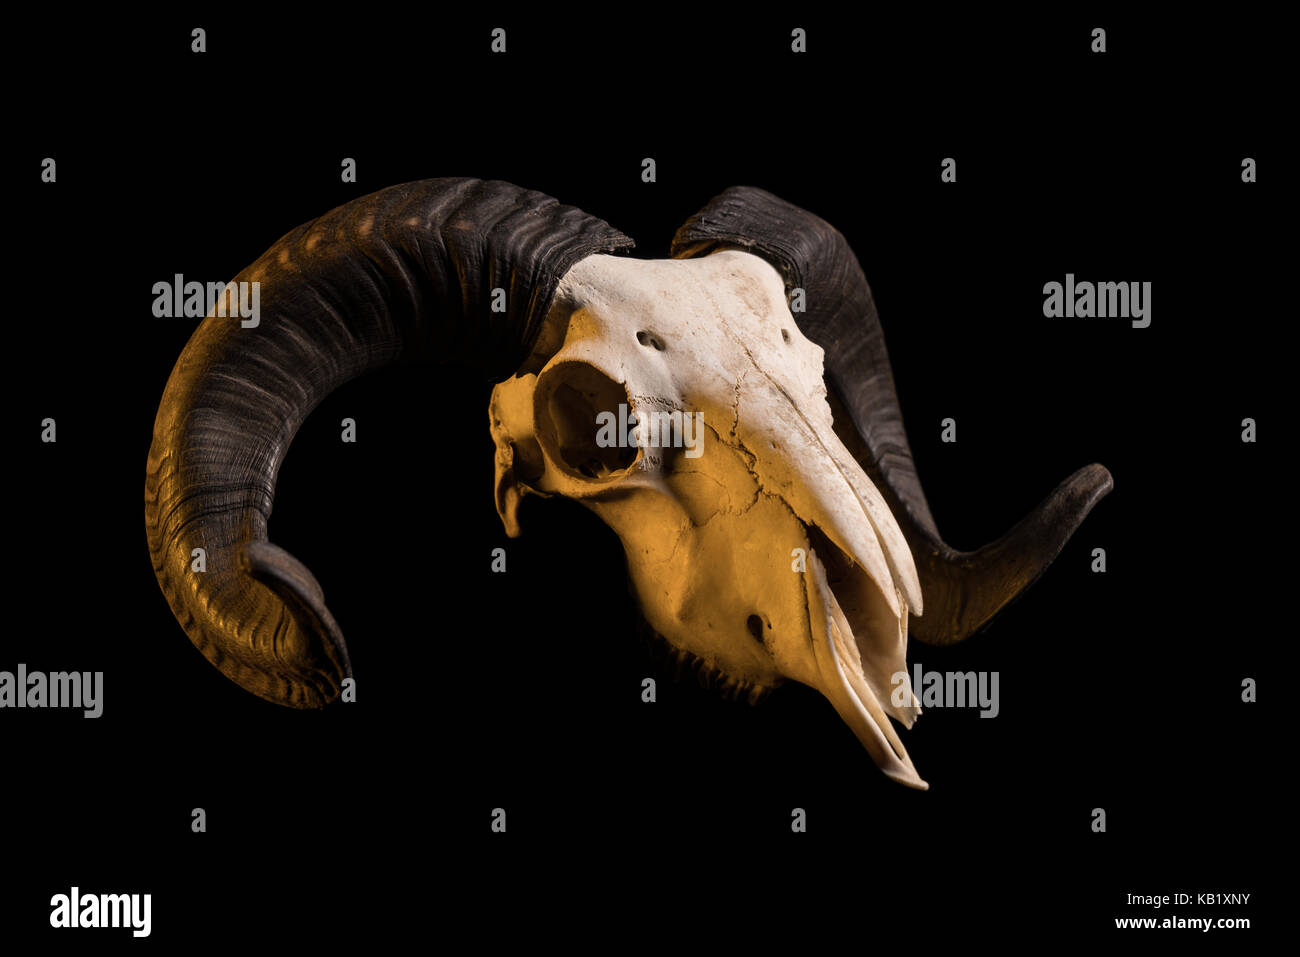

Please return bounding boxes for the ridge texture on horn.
[670,186,1112,646]
[146,178,633,707]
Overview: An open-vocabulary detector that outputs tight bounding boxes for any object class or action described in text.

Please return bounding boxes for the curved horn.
[670,186,1112,645]
[146,178,633,707]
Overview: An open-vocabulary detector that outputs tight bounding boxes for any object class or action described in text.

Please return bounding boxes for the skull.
[490,250,929,788]
[147,179,1111,788]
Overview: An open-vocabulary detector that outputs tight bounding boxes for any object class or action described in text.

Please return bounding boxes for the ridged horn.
[670,186,1112,645]
[145,178,633,707]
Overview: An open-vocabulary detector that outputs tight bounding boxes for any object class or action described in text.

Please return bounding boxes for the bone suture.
[146,178,1111,787]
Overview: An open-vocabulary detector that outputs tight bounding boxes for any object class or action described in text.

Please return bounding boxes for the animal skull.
[490,251,929,788]
[146,178,1111,790]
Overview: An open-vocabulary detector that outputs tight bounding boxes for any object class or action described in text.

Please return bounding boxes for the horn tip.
[240,541,353,706]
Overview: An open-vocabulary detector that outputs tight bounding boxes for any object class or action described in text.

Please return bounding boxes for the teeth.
[807,547,928,790]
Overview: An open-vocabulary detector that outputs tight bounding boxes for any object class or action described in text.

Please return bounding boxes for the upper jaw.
[804,529,928,790]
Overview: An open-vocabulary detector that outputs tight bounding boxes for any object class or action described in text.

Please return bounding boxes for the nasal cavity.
[540,363,639,481]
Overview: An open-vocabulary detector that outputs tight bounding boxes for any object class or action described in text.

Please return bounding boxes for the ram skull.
[146,178,1112,788]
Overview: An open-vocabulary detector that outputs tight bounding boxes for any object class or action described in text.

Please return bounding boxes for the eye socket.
[536,363,639,481]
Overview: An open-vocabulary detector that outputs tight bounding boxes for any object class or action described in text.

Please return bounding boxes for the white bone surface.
[489,250,929,787]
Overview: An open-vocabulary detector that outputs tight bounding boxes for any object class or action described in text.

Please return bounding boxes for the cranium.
[490,250,932,785]
[146,178,1111,788]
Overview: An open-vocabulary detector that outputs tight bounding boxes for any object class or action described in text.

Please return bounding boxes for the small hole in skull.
[746,614,766,643]
[509,440,544,484]
[781,329,791,344]
[636,330,666,351]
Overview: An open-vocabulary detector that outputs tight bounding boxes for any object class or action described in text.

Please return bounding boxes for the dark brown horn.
[145,178,632,707]
[670,186,1112,645]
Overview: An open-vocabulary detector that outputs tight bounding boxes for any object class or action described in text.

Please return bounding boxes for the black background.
[7,9,1280,947]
